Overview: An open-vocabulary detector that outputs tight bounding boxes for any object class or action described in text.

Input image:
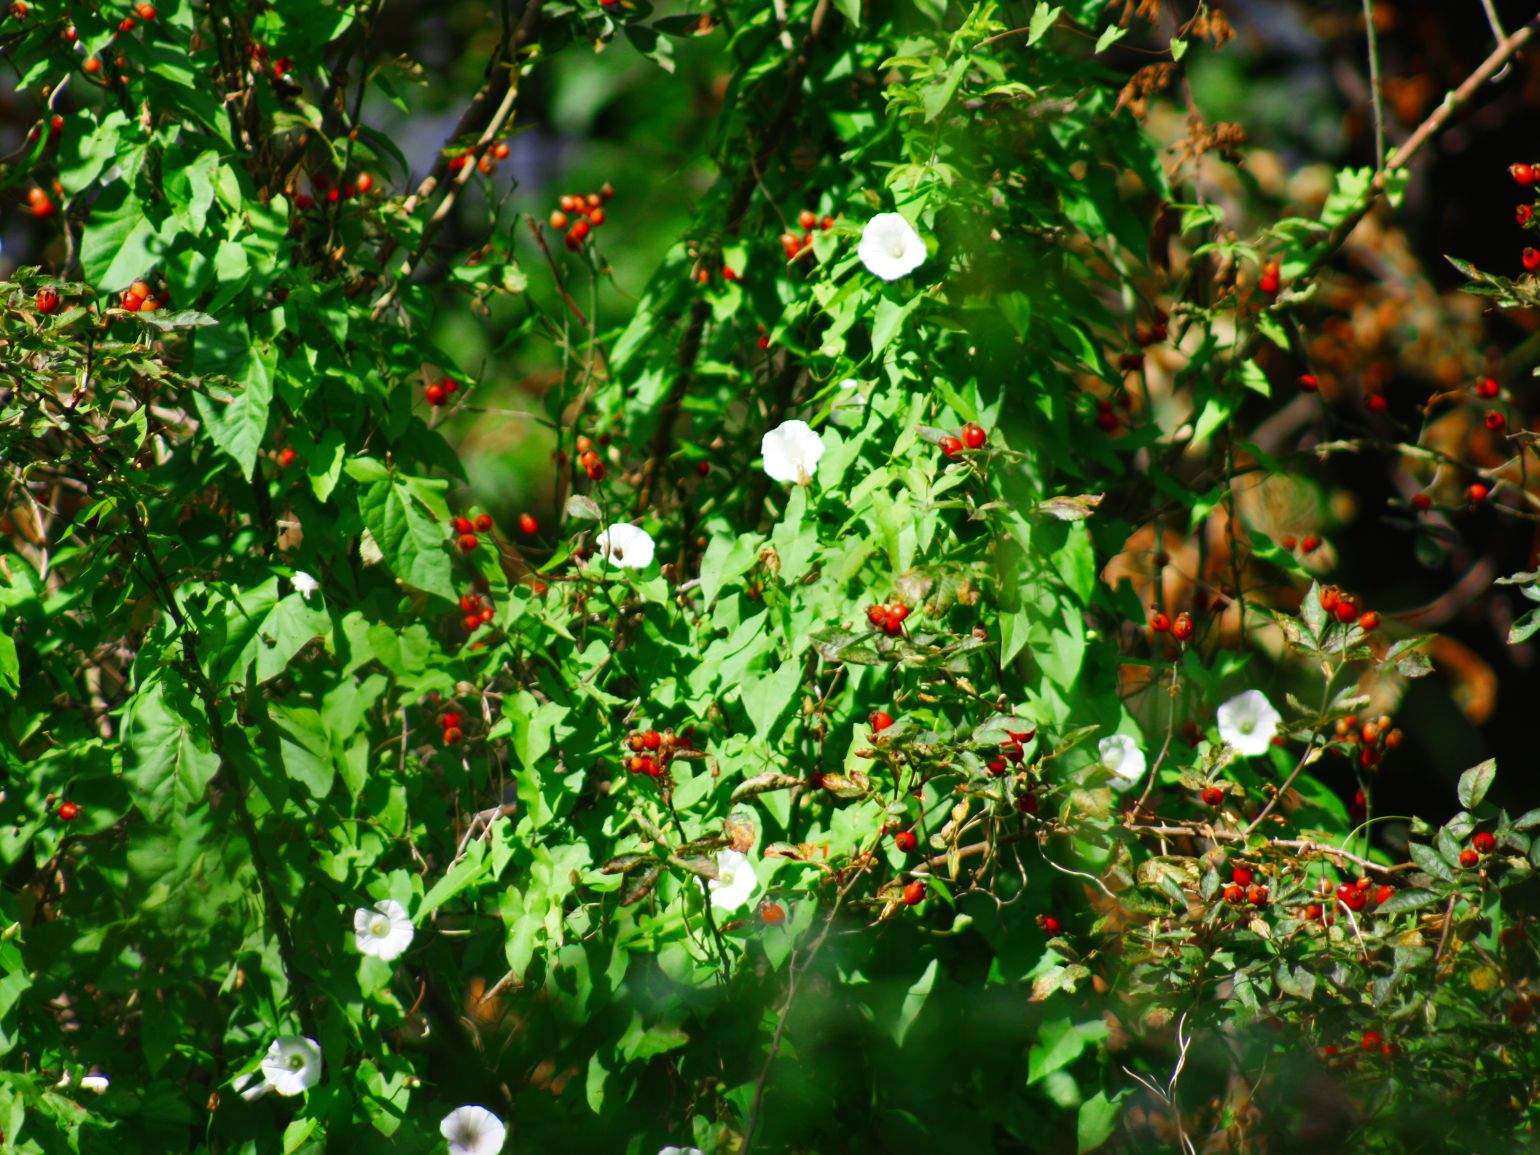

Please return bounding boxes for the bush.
[2,0,1537,1151]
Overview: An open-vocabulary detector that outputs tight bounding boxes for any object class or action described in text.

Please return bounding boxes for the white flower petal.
[708,849,760,911]
[80,1074,110,1094]
[858,212,927,281]
[1098,734,1146,792]
[830,378,867,428]
[1216,690,1282,758]
[760,419,825,485]
[596,523,656,570]
[259,1035,323,1097]
[353,898,414,961]
[233,1070,270,1101]
[440,1105,507,1155]
[659,1148,705,1155]
[292,571,319,599]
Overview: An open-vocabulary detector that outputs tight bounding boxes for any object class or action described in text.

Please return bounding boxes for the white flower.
[233,1070,269,1101]
[440,1105,506,1155]
[1098,734,1146,792]
[858,212,926,281]
[353,898,414,961]
[80,1073,110,1094]
[831,378,867,428]
[258,1035,323,1097]
[1216,690,1282,757]
[292,571,319,599]
[660,1148,704,1155]
[708,849,759,911]
[760,419,825,485]
[596,523,655,570]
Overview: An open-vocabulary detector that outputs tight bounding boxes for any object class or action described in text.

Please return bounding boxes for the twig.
[1361,0,1385,170]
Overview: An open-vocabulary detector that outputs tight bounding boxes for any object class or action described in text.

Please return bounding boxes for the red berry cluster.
[939,422,987,458]
[572,434,606,481]
[865,599,910,636]
[291,170,375,210]
[439,708,465,746]
[119,279,165,313]
[1258,258,1281,295]
[779,209,835,261]
[1317,585,1378,631]
[549,185,614,251]
[1221,863,1269,907]
[448,139,516,179]
[424,376,460,407]
[458,591,494,633]
[1149,608,1194,641]
[1459,829,1498,867]
[452,512,493,553]
[1279,533,1321,555]
[1331,712,1401,770]
[623,727,690,778]
[987,727,1035,776]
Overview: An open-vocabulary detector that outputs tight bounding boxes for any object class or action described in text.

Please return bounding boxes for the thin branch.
[1361,0,1385,170]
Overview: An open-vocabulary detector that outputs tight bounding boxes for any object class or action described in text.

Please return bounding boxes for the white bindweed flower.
[440,1105,507,1155]
[1216,690,1282,757]
[291,571,319,599]
[79,1073,110,1094]
[353,898,414,961]
[708,849,759,911]
[858,212,926,281]
[259,1035,323,1097]
[1098,734,1146,792]
[233,1070,269,1101]
[831,378,867,428]
[660,1148,705,1155]
[760,419,825,485]
[596,523,656,570]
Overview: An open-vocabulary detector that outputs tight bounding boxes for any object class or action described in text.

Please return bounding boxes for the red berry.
[518,512,538,536]
[1366,393,1388,413]
[960,422,987,449]
[1222,883,1245,905]
[642,729,662,751]
[1170,611,1194,641]
[1230,865,1254,887]
[869,710,894,733]
[1200,785,1224,807]
[276,447,297,468]
[463,613,482,631]
[797,209,817,230]
[441,379,458,395]
[439,712,462,730]
[758,900,786,925]
[1358,610,1379,632]
[136,2,156,17]
[1460,848,1480,868]
[1300,535,1320,553]
[1246,884,1268,906]
[425,383,446,406]
[118,17,135,33]
[457,533,479,552]
[894,830,918,853]
[1360,1029,1383,1051]
[1472,831,1497,854]
[1466,482,1490,504]
[1476,376,1501,399]
[56,800,80,821]
[1304,903,1323,921]
[452,516,474,535]
[1150,611,1171,632]
[1336,883,1367,911]
[1320,586,1340,612]
[1486,410,1508,432]
[568,217,591,243]
[1040,915,1061,935]
[1333,599,1359,624]
[902,880,926,906]
[1298,373,1319,393]
[354,172,374,195]
[1519,204,1534,225]
[1411,493,1431,511]
[1372,884,1395,905]
[939,435,964,458]
[1514,163,1537,186]
[1524,247,1540,272]
[35,287,60,314]
[986,757,1008,775]
[442,726,464,745]
[474,513,493,532]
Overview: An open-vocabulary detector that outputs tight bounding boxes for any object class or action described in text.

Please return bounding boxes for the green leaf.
[891,957,939,1046]
[0,630,16,697]
[122,674,221,818]
[347,458,456,601]
[80,183,160,291]
[1410,841,1456,884]
[1457,758,1496,810]
[741,655,802,738]
[192,345,275,480]
[1077,1091,1122,1153]
[1028,2,1061,44]
[1028,1017,1108,1084]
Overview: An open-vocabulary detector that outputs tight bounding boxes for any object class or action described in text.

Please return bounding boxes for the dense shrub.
[2,0,1538,1151]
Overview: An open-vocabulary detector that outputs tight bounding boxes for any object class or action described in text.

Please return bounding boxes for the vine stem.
[1361,0,1385,170]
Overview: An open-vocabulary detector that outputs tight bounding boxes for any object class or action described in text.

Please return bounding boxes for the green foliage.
[1,1,1537,1153]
